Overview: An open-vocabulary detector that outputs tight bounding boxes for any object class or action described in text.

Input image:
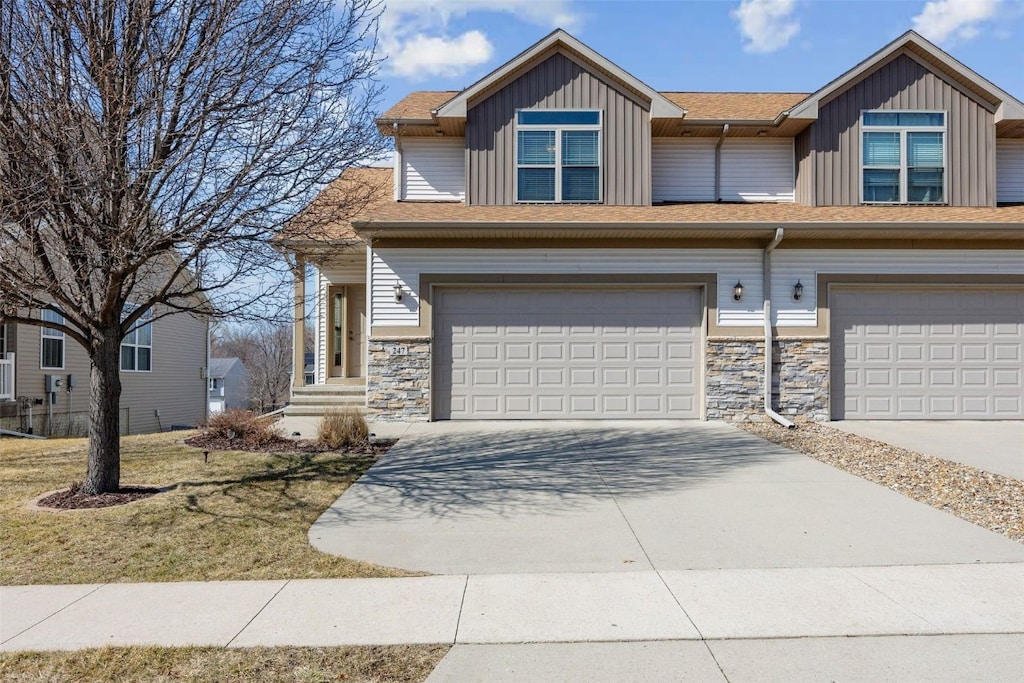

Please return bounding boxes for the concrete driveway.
[830,421,1024,480]
[310,421,1024,574]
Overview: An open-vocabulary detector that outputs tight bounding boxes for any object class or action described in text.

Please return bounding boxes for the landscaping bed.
[741,421,1024,544]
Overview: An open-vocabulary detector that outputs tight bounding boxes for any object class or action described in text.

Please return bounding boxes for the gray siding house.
[0,308,209,436]
[208,357,251,414]
[280,30,1024,424]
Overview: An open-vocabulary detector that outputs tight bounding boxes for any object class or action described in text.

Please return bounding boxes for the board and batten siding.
[811,53,996,206]
[466,51,651,206]
[794,128,815,205]
[369,248,764,328]
[720,139,795,202]
[652,139,716,202]
[996,139,1024,203]
[13,310,207,434]
[770,249,1024,327]
[399,137,465,201]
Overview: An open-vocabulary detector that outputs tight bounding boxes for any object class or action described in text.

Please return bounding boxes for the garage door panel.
[831,288,1024,419]
[434,287,702,419]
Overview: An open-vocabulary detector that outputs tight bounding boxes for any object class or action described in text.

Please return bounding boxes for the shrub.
[205,409,281,446]
[317,407,369,450]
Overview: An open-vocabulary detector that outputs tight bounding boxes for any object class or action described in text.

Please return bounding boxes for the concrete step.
[288,394,365,406]
[283,404,367,417]
[291,385,366,397]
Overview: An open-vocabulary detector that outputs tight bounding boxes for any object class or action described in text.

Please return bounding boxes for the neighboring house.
[0,309,209,436]
[208,357,251,414]
[280,29,1024,423]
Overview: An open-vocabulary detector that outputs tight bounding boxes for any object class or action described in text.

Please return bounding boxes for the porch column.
[292,259,306,388]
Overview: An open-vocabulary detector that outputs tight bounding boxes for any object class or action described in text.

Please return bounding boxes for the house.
[0,308,209,436]
[208,357,251,415]
[280,29,1024,424]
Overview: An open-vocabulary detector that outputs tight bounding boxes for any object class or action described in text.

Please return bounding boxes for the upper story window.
[862,111,946,204]
[40,309,65,370]
[121,307,153,372]
[516,110,601,203]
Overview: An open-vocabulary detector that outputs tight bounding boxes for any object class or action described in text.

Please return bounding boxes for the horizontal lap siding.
[467,51,650,206]
[400,138,465,201]
[996,140,1024,203]
[652,139,715,202]
[720,139,795,202]
[771,249,1024,327]
[370,248,763,327]
[813,53,996,206]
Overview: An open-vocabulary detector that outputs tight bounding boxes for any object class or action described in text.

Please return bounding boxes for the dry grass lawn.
[0,644,450,682]
[0,431,412,585]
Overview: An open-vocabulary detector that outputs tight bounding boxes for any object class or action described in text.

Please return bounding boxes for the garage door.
[433,287,703,419]
[831,287,1024,419]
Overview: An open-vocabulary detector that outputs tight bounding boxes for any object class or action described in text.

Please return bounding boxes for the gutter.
[714,123,729,201]
[763,227,796,429]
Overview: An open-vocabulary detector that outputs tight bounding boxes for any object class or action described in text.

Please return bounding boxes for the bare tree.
[0,0,387,493]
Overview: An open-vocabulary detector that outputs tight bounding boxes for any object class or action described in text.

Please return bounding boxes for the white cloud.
[731,0,800,53]
[912,0,1002,43]
[380,0,581,81]
[388,30,494,79]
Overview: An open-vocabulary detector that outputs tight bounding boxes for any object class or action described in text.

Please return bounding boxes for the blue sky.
[376,0,1024,108]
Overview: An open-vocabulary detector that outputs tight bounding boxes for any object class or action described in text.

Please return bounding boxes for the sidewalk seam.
[1,583,108,646]
[451,575,470,644]
[840,566,944,632]
[225,579,291,647]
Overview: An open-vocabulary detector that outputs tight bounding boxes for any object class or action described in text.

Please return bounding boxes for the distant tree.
[213,321,311,413]
[0,0,387,493]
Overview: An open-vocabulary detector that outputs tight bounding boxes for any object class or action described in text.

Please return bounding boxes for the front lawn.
[0,431,410,585]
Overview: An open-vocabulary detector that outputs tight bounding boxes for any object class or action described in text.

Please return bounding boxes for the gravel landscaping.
[740,422,1024,544]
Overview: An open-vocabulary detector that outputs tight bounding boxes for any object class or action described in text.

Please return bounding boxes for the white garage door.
[831,287,1024,419]
[433,287,703,419]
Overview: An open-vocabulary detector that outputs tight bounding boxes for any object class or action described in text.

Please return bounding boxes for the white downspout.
[714,123,729,201]
[393,123,402,201]
[763,227,796,429]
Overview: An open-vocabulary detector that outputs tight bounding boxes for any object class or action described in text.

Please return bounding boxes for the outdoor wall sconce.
[393,283,404,302]
[793,280,804,301]
[733,281,744,301]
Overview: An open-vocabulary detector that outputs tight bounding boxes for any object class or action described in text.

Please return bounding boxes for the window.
[40,309,64,370]
[516,110,601,203]
[862,111,945,204]
[121,307,153,372]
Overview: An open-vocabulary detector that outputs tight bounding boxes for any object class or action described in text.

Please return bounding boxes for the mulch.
[37,484,162,510]
[183,433,395,456]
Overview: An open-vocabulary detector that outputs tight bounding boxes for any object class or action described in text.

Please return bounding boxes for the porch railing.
[0,353,14,402]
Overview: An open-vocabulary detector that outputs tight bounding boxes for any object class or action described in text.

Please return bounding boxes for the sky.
[375,0,1024,109]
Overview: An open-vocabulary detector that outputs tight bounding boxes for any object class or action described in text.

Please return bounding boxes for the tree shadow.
[318,424,797,522]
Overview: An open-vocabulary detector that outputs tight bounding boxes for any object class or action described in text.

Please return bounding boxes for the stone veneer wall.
[366,337,431,421]
[705,338,830,422]
[774,339,830,422]
[705,339,764,421]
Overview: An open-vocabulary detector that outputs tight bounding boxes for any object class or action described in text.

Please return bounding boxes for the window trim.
[860,110,947,205]
[121,306,154,373]
[40,309,65,370]
[514,109,603,204]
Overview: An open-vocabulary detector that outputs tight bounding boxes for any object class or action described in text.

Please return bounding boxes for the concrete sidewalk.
[4,562,1024,651]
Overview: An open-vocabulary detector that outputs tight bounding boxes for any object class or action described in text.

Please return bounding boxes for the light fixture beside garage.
[733,281,743,301]
[393,283,404,302]
[793,280,804,301]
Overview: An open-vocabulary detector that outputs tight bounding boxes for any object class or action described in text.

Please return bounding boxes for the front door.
[328,285,366,379]
[346,285,366,378]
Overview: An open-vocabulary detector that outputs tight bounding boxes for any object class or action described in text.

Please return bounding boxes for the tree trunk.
[82,329,122,494]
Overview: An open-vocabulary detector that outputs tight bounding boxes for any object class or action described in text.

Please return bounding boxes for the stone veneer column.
[366,337,431,421]
[773,339,830,422]
[704,339,764,421]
